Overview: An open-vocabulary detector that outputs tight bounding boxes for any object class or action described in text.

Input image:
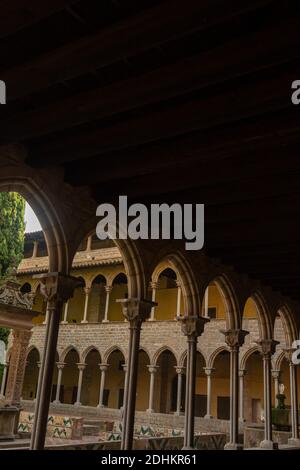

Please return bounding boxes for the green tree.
[0,193,25,353]
[0,192,25,280]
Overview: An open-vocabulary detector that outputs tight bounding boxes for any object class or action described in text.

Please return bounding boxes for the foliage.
[0,192,25,279]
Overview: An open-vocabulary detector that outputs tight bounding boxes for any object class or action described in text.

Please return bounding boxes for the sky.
[24,202,42,233]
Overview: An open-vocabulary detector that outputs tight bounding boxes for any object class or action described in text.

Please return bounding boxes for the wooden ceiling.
[1,0,300,300]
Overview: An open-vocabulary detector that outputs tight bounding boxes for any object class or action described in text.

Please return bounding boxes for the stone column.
[180,315,208,450]
[284,348,300,446]
[61,301,69,324]
[42,308,49,325]
[53,362,65,404]
[32,240,38,258]
[5,329,32,406]
[146,365,159,413]
[117,298,156,450]
[256,339,278,450]
[176,281,182,317]
[271,369,280,407]
[0,363,8,398]
[103,286,112,322]
[174,366,185,415]
[74,363,86,406]
[149,282,157,321]
[221,329,249,450]
[86,235,92,251]
[204,367,215,419]
[81,287,91,323]
[239,369,247,422]
[97,363,109,408]
[30,272,81,450]
[204,288,209,318]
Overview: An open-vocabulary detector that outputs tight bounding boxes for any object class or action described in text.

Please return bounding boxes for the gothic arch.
[60,345,80,362]
[153,346,178,365]
[103,345,127,363]
[208,346,229,368]
[240,346,260,370]
[81,345,102,363]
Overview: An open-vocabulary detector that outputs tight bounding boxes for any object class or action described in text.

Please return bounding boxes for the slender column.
[81,287,91,323]
[61,301,69,324]
[117,298,156,450]
[284,348,300,446]
[0,363,8,398]
[74,363,86,406]
[204,367,215,419]
[97,363,109,408]
[221,329,249,450]
[30,272,81,450]
[86,235,92,251]
[32,240,38,258]
[33,362,41,401]
[42,308,49,325]
[271,369,280,407]
[239,369,247,422]
[176,281,182,317]
[256,339,279,450]
[146,365,159,413]
[174,366,185,415]
[180,315,208,450]
[103,285,112,322]
[204,288,209,318]
[53,362,65,404]
[149,282,157,321]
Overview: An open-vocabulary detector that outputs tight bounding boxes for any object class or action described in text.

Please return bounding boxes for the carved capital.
[105,285,113,294]
[271,369,281,379]
[150,281,158,290]
[179,315,208,338]
[33,272,83,303]
[56,362,66,370]
[99,363,109,372]
[116,298,156,324]
[238,369,247,378]
[175,366,185,375]
[147,365,159,374]
[255,339,278,357]
[77,362,87,371]
[220,329,249,350]
[204,367,215,376]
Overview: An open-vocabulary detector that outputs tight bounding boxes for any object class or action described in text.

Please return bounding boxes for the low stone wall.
[21,400,241,437]
[244,425,291,448]
[18,410,83,439]
[45,433,226,451]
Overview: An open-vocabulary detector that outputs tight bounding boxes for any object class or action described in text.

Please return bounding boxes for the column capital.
[179,315,208,338]
[99,363,109,372]
[175,280,181,288]
[105,285,113,293]
[283,347,297,364]
[84,287,91,295]
[56,362,66,369]
[220,329,249,350]
[271,369,281,379]
[204,367,215,376]
[175,366,185,374]
[76,362,87,371]
[238,368,247,377]
[122,363,127,372]
[150,281,158,290]
[33,272,83,303]
[116,298,157,323]
[147,365,159,374]
[255,339,279,357]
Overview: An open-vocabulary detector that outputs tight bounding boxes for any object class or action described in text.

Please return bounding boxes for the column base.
[204,414,213,419]
[174,411,184,416]
[239,417,246,423]
[102,319,109,323]
[81,320,88,324]
[288,437,300,447]
[224,442,243,450]
[181,445,194,450]
[146,409,154,414]
[74,402,81,406]
[52,400,60,405]
[97,404,105,409]
[259,440,278,450]
[60,321,68,324]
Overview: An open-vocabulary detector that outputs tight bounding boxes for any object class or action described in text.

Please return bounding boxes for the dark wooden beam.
[0,0,79,39]
[27,65,297,166]
[2,0,274,100]
[2,15,300,143]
